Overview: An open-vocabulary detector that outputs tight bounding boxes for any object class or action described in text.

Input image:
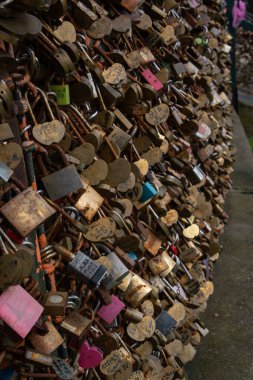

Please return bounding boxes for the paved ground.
[239,90,253,107]
[186,111,253,380]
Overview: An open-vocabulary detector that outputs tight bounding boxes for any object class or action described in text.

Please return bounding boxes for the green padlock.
[50,84,70,106]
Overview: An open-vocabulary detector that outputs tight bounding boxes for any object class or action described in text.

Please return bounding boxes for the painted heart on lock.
[78,340,103,369]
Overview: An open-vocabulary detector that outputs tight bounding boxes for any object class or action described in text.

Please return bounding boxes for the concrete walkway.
[239,90,253,107]
[186,112,253,380]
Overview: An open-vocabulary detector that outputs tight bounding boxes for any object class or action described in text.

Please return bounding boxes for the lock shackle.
[151,61,160,72]
[173,40,181,51]
[170,9,179,18]
[25,90,39,127]
[76,40,94,68]
[133,37,145,49]
[76,33,86,45]
[88,110,98,121]
[0,0,15,8]
[137,256,148,273]
[131,143,141,160]
[68,104,92,131]
[50,143,69,167]
[63,206,80,221]
[0,226,17,252]
[37,153,50,177]
[19,123,32,136]
[111,209,132,235]
[93,300,101,315]
[37,143,69,179]
[36,87,55,121]
[21,240,35,250]
[47,91,58,102]
[83,101,91,112]
[172,231,180,244]
[129,124,138,139]
[114,331,131,355]
[79,305,95,322]
[94,243,112,256]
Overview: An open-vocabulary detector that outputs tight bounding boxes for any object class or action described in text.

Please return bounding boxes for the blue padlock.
[0,367,16,380]
[128,252,138,261]
[139,182,157,203]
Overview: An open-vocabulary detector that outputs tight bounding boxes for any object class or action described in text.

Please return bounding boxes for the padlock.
[148,251,176,277]
[62,249,109,288]
[69,76,94,104]
[97,251,129,289]
[28,320,64,354]
[124,307,144,323]
[0,285,44,338]
[75,184,104,221]
[124,274,152,308]
[0,80,13,113]
[42,165,83,201]
[139,182,158,203]
[0,187,55,237]
[27,88,66,146]
[50,84,70,106]
[25,350,53,366]
[52,357,74,380]
[78,340,103,369]
[141,69,164,91]
[0,161,13,185]
[42,291,68,316]
[97,295,125,324]
[0,123,14,141]
[72,1,98,27]
[47,0,67,18]
[155,310,177,336]
[108,127,132,152]
[0,247,34,290]
[61,311,92,340]
[185,164,206,185]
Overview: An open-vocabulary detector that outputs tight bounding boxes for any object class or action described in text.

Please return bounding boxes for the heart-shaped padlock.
[78,340,103,369]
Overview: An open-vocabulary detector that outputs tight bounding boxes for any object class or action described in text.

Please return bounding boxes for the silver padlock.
[101,251,129,289]
[0,161,13,185]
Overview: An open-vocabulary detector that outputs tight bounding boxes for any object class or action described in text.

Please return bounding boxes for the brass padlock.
[75,184,104,221]
[72,1,97,28]
[61,311,92,340]
[0,187,55,237]
[28,321,64,355]
[124,274,152,308]
[42,291,68,316]
[148,251,176,277]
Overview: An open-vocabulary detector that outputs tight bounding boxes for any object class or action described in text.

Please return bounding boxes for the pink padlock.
[0,285,44,338]
[196,123,211,140]
[97,295,125,324]
[141,69,163,91]
[78,340,103,369]
[188,0,199,8]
